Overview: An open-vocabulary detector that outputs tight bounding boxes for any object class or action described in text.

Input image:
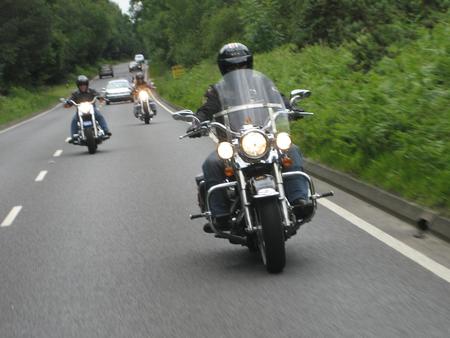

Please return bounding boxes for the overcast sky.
[110,0,130,14]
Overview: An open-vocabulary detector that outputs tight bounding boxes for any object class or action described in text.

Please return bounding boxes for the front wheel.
[85,128,97,154]
[144,116,150,124]
[255,199,285,273]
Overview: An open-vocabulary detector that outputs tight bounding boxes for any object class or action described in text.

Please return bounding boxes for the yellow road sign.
[171,65,185,79]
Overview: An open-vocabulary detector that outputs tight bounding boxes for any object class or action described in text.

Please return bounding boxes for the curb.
[154,91,450,241]
[303,160,450,240]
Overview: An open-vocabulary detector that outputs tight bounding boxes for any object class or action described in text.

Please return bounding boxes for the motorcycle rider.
[65,75,112,142]
[188,42,313,233]
[132,72,156,116]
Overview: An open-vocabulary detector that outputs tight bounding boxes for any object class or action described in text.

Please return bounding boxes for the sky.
[110,0,130,14]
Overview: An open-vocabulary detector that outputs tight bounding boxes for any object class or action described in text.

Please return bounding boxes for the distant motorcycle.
[172,69,333,273]
[134,89,157,124]
[61,97,108,154]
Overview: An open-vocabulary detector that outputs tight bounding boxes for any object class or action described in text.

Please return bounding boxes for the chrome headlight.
[78,102,92,115]
[217,142,233,160]
[240,130,268,159]
[276,132,292,151]
[138,90,149,101]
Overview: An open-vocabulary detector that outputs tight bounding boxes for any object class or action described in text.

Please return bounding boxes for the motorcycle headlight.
[240,130,268,159]
[276,132,292,151]
[79,102,91,115]
[217,142,233,160]
[138,90,149,101]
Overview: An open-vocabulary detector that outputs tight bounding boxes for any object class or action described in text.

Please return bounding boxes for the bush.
[154,16,450,214]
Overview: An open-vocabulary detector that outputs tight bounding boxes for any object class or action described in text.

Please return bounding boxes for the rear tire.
[144,117,150,124]
[255,199,285,273]
[85,128,97,154]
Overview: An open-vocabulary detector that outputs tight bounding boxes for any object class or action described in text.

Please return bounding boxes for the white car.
[103,79,133,104]
[134,54,145,64]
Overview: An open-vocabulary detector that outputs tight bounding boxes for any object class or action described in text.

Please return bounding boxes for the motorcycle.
[172,69,333,273]
[133,89,157,124]
[61,96,108,154]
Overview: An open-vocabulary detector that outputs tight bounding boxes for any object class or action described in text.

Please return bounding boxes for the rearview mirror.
[290,89,311,99]
[290,89,311,109]
[172,109,195,122]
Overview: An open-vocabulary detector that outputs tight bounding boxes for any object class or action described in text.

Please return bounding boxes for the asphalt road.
[1,63,449,338]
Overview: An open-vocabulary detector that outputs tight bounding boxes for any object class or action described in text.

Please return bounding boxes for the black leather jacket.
[67,88,100,105]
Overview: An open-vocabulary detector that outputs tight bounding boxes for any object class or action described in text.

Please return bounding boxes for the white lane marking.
[1,206,23,227]
[35,170,48,182]
[53,149,63,157]
[0,104,63,135]
[153,90,450,283]
[149,91,175,113]
[318,198,450,284]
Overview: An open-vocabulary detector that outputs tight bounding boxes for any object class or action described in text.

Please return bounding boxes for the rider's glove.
[289,108,304,121]
[186,122,203,138]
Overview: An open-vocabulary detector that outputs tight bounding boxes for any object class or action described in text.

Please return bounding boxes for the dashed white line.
[318,198,450,284]
[35,170,48,182]
[53,149,63,157]
[1,206,23,227]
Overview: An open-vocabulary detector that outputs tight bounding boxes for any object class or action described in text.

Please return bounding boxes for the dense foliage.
[132,0,448,70]
[0,0,137,93]
[153,14,450,213]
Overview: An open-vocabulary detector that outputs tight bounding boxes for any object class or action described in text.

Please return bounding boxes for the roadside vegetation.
[147,3,449,214]
[0,0,137,125]
[0,64,103,126]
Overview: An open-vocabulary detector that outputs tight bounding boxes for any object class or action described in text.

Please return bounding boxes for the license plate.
[83,121,93,126]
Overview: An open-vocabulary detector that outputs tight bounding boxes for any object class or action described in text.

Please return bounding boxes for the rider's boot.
[203,215,231,233]
[292,198,314,220]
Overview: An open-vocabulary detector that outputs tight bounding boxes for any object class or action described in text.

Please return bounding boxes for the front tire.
[85,128,97,154]
[255,199,285,273]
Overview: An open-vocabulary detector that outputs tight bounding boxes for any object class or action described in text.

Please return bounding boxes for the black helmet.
[76,75,89,89]
[135,72,145,83]
[217,42,253,75]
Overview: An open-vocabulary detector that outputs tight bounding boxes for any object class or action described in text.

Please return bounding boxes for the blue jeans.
[71,108,109,135]
[202,144,309,217]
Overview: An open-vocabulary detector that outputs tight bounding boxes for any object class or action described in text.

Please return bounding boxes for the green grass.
[153,17,450,214]
[0,85,74,126]
[0,62,111,127]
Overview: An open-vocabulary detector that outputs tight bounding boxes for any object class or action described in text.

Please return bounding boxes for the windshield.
[214,69,288,134]
[107,81,129,89]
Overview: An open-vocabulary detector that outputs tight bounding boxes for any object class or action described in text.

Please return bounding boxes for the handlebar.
[62,96,99,106]
[176,109,314,139]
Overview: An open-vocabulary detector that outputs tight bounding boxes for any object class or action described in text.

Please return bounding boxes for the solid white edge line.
[1,206,23,227]
[149,91,174,114]
[318,198,450,284]
[151,82,450,284]
[0,104,63,135]
[53,149,63,157]
[35,170,48,182]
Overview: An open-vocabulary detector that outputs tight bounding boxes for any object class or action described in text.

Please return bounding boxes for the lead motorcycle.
[172,69,333,273]
[133,89,157,124]
[61,97,108,154]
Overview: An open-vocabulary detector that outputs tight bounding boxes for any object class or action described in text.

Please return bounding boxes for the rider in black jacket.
[65,75,111,142]
[190,43,312,233]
